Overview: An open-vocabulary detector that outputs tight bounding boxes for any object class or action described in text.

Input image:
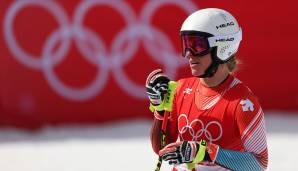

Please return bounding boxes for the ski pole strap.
[187,140,207,170]
[149,81,177,112]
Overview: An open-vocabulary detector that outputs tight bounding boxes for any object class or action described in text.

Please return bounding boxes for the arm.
[146,69,179,154]
[212,94,268,170]
[150,116,163,154]
[150,110,178,154]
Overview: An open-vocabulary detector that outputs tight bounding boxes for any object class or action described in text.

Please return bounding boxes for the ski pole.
[154,110,169,171]
[153,81,177,171]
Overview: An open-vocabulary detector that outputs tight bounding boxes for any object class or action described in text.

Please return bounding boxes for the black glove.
[145,69,170,106]
[159,140,209,165]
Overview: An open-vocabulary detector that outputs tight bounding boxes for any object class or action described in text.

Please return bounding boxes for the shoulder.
[223,78,264,130]
[226,77,258,101]
[226,77,262,112]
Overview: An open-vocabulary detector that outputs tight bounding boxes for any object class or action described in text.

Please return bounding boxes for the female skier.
[146,8,268,171]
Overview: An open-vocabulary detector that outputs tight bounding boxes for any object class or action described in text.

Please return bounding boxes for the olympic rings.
[178,114,223,143]
[3,0,198,101]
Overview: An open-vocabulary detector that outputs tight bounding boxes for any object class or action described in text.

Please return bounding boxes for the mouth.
[190,61,199,67]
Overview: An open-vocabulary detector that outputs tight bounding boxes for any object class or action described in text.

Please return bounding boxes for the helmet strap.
[197,47,224,78]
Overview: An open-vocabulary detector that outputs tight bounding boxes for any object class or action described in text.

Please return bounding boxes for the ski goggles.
[180,33,211,57]
[180,29,242,57]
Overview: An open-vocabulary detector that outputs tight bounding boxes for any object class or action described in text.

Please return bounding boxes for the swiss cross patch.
[240,99,254,112]
[183,88,192,95]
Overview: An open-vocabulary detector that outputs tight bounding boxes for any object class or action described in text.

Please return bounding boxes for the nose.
[185,50,194,60]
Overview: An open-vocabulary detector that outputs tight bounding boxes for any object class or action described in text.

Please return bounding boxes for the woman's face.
[185,51,212,77]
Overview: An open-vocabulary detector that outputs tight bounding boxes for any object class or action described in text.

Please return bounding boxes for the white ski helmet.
[180,8,242,77]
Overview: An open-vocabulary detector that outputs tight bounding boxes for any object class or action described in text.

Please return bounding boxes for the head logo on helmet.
[216,21,235,29]
[215,37,234,42]
[180,8,242,78]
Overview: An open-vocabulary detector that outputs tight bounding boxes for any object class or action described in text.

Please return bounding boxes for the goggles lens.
[181,34,210,57]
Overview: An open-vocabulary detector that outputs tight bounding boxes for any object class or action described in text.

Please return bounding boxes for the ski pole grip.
[149,81,177,112]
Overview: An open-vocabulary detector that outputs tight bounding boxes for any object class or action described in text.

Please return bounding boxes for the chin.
[191,70,203,77]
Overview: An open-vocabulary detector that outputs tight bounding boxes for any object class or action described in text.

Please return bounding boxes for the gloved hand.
[159,140,208,166]
[146,69,170,106]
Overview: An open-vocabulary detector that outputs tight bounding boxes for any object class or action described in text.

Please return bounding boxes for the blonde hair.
[226,56,239,73]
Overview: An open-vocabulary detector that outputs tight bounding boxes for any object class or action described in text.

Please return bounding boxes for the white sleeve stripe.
[244,118,266,147]
[245,133,267,154]
[243,118,267,154]
[241,108,262,140]
[242,114,263,141]
[244,116,263,143]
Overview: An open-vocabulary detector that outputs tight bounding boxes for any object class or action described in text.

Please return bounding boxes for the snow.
[0,112,297,171]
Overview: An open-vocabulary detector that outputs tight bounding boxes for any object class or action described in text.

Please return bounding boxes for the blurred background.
[0,0,297,170]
